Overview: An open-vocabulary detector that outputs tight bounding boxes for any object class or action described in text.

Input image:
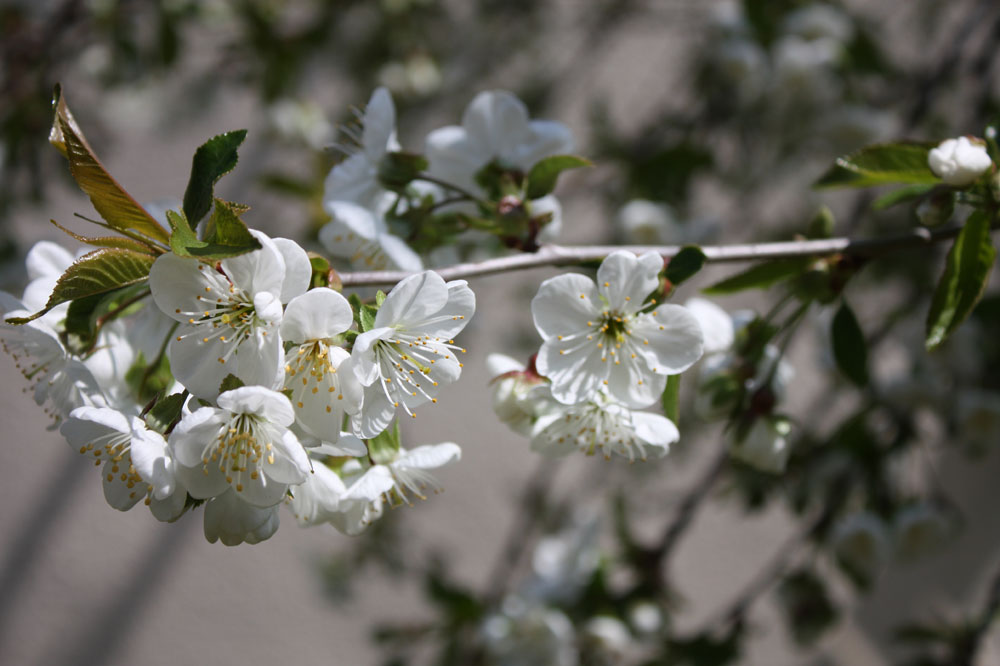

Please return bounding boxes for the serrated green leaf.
[368,420,400,465]
[661,374,680,425]
[218,373,245,394]
[359,304,378,332]
[167,204,261,259]
[375,290,387,307]
[703,258,811,295]
[6,248,154,324]
[183,129,248,228]
[871,183,936,210]
[665,246,706,285]
[926,211,997,350]
[50,86,170,244]
[831,301,868,387]
[815,142,938,189]
[525,154,591,200]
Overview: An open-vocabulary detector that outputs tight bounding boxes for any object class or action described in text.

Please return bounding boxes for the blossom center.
[204,413,275,492]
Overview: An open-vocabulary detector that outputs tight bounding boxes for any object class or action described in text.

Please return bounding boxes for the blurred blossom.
[482,598,578,666]
[730,416,791,473]
[772,36,842,103]
[616,199,682,245]
[893,504,953,562]
[627,601,663,635]
[783,4,854,44]
[580,616,631,665]
[378,54,443,97]
[267,99,334,150]
[525,511,602,603]
[956,390,1000,455]
[832,512,891,584]
[822,105,896,150]
[714,39,768,103]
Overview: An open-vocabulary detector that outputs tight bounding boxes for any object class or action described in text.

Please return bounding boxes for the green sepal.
[182,129,249,229]
[925,210,997,350]
[664,246,706,285]
[218,373,246,394]
[524,154,591,200]
[367,420,401,465]
[145,392,187,434]
[661,374,681,426]
[814,142,938,189]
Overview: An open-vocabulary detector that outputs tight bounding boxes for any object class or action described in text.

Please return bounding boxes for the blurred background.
[2,0,1000,664]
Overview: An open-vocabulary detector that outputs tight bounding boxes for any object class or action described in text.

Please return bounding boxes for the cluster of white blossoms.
[2,233,474,545]
[490,251,706,461]
[320,86,574,270]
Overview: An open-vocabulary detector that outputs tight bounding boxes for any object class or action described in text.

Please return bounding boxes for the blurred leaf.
[815,143,938,189]
[926,211,996,350]
[872,184,936,210]
[218,373,245,394]
[50,85,170,244]
[525,154,591,200]
[379,152,429,191]
[806,206,835,239]
[666,631,741,666]
[627,142,712,204]
[425,569,483,623]
[665,246,706,285]
[7,249,154,324]
[831,301,869,386]
[778,569,840,646]
[703,258,810,295]
[183,130,248,228]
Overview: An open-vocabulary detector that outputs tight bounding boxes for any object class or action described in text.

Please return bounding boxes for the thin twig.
[339,224,977,286]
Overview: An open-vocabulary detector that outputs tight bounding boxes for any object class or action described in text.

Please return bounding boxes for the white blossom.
[729,416,791,473]
[487,353,551,437]
[481,599,577,666]
[203,487,280,546]
[893,504,952,562]
[351,271,474,438]
[61,406,186,520]
[325,87,400,210]
[170,386,310,508]
[425,90,574,195]
[149,231,310,399]
[531,389,678,462]
[928,136,993,186]
[281,288,363,442]
[832,512,891,583]
[319,200,422,272]
[533,251,704,408]
[616,199,682,245]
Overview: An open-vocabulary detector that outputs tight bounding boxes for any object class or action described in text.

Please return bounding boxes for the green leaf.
[63,282,149,352]
[661,374,680,425]
[375,290,387,307]
[218,373,245,394]
[49,86,170,244]
[182,130,248,228]
[524,154,591,200]
[367,420,400,465]
[6,249,154,324]
[167,203,261,259]
[872,183,936,210]
[665,246,706,285]
[815,142,939,189]
[703,258,811,295]
[926,211,997,349]
[145,392,187,434]
[831,301,868,387]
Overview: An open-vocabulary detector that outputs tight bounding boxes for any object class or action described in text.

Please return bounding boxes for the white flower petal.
[26,241,74,281]
[271,237,312,303]
[395,442,461,470]
[217,386,296,426]
[220,232,285,298]
[531,274,601,340]
[632,305,705,374]
[102,459,144,511]
[597,251,662,313]
[362,87,397,162]
[375,271,450,329]
[685,298,735,354]
[149,253,220,323]
[203,488,280,546]
[341,464,395,502]
[281,288,354,342]
[169,407,227,467]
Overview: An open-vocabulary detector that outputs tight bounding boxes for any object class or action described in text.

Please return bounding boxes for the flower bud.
[928,136,993,186]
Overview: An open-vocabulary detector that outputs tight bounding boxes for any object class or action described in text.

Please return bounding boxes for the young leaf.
[167,204,261,259]
[665,246,706,285]
[6,248,155,324]
[661,374,681,425]
[926,211,997,350]
[703,258,811,295]
[182,130,249,228]
[815,142,938,189]
[524,155,591,200]
[831,301,868,386]
[49,86,170,244]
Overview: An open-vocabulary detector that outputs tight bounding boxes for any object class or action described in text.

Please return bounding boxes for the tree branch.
[339,223,977,286]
